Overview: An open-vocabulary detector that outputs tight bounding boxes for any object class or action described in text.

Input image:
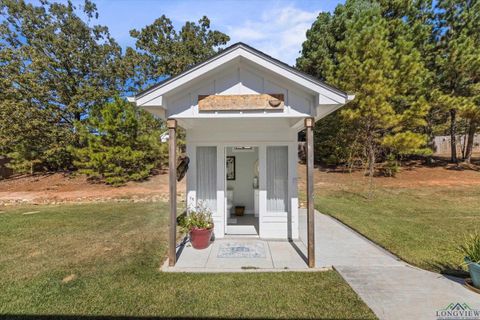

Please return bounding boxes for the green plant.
[459,232,480,264]
[383,154,400,177]
[178,202,213,232]
[71,97,163,185]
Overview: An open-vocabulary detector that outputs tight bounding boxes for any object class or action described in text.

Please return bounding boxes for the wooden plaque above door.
[198,93,284,111]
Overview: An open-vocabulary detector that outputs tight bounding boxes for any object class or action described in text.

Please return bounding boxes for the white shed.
[129,43,353,267]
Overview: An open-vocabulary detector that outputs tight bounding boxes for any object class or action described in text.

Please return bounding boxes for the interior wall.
[226,147,258,213]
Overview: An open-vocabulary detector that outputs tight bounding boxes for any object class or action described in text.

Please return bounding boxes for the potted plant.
[179,202,214,250]
[460,232,480,289]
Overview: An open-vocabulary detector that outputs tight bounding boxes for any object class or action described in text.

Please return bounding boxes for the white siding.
[164,61,315,119]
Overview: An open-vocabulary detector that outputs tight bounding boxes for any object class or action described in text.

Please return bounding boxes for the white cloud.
[227,5,320,65]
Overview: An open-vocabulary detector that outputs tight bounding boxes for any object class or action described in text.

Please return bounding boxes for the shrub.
[383,154,400,177]
[71,97,163,185]
[460,232,480,264]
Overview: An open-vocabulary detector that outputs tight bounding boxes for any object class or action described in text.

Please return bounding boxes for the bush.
[460,232,480,264]
[71,97,163,185]
[383,154,400,177]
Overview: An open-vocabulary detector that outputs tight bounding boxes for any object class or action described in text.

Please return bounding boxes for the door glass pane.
[266,146,288,212]
[196,146,217,213]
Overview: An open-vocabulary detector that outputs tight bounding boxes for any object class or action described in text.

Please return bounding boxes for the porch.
[164,237,312,272]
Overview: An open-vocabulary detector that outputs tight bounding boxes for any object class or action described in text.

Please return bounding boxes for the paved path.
[299,209,480,320]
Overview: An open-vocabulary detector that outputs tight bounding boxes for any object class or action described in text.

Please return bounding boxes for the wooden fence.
[433,135,480,156]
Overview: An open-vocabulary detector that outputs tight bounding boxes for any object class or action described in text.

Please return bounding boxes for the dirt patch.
[1,162,479,206]
[299,163,480,193]
[0,172,186,206]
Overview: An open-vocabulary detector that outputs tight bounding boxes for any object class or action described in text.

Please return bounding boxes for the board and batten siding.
[163,60,316,120]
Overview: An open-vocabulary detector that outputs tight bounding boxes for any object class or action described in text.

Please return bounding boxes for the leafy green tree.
[297,11,356,165]
[298,0,432,174]
[434,0,480,163]
[0,0,125,172]
[72,98,164,185]
[127,15,230,90]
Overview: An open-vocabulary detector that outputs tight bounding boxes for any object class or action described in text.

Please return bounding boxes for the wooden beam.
[305,117,315,268]
[198,94,284,111]
[167,118,177,267]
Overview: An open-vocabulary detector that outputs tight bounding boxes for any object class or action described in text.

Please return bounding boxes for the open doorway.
[225,146,259,236]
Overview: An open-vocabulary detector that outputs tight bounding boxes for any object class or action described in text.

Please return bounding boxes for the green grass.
[0,202,375,319]
[315,185,480,274]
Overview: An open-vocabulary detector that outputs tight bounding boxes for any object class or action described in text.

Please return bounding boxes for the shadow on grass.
[0,316,370,320]
[426,260,470,278]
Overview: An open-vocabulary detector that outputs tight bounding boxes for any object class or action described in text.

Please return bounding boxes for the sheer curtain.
[196,146,217,213]
[266,146,288,212]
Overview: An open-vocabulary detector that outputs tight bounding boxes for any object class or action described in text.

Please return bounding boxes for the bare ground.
[0,171,186,206]
[1,161,479,206]
[301,162,480,190]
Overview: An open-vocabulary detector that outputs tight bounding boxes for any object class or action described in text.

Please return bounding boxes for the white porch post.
[305,117,315,268]
[167,118,177,267]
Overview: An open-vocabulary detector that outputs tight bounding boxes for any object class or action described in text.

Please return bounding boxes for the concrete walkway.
[299,210,480,320]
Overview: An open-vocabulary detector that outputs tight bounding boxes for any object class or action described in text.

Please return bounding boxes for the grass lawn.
[0,202,375,319]
[315,184,480,274]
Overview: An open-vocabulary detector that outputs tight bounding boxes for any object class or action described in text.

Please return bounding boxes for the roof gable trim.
[134,43,349,105]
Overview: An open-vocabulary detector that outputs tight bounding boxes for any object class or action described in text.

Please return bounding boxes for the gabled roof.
[133,42,352,102]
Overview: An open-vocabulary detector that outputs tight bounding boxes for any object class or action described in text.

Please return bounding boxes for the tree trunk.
[366,140,376,199]
[461,134,467,160]
[449,109,458,163]
[368,142,376,177]
[464,119,477,164]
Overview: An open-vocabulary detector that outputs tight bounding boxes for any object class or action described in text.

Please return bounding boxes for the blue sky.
[75,0,343,65]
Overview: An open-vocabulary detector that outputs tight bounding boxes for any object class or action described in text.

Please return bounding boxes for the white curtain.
[196,146,217,213]
[267,146,288,212]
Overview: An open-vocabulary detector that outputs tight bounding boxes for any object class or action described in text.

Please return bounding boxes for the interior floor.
[226,215,259,235]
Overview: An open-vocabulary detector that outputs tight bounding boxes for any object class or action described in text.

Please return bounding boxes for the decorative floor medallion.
[217,242,266,258]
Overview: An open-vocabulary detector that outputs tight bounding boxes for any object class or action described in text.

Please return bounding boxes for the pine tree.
[434,0,480,163]
[298,0,432,174]
[72,98,164,185]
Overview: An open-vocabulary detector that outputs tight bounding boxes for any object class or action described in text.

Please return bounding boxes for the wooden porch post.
[305,117,315,268]
[167,118,177,267]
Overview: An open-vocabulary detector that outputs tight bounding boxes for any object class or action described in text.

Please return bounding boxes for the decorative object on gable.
[226,156,235,180]
[198,93,284,111]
